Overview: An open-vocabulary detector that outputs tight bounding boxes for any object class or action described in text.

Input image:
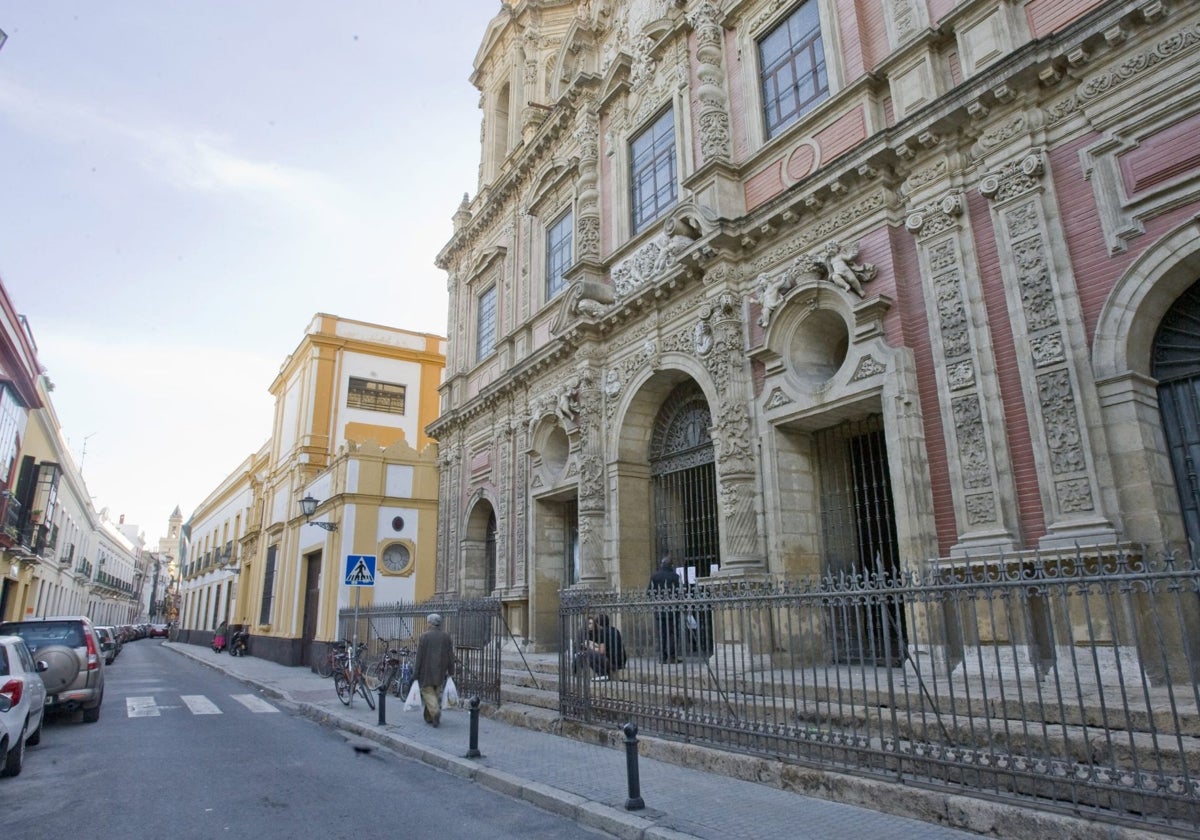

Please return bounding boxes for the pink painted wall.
[1025,0,1107,39]
[1119,112,1200,196]
[725,26,751,163]
[927,0,956,26]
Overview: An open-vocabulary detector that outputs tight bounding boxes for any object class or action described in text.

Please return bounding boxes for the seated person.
[576,614,626,680]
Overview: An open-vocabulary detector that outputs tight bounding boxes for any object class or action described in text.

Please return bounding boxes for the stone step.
[480,700,561,734]
[501,680,559,712]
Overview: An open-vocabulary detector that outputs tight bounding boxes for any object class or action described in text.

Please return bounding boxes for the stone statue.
[822,241,876,297]
[755,271,791,327]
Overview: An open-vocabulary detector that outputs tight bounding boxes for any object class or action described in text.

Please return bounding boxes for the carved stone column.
[905,191,1019,553]
[494,418,513,593]
[574,98,601,263]
[687,1,731,166]
[571,357,609,588]
[979,152,1117,547]
[700,293,766,573]
[436,443,462,596]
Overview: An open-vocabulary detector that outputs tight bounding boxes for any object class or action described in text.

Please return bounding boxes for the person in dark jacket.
[648,557,681,663]
[414,613,455,727]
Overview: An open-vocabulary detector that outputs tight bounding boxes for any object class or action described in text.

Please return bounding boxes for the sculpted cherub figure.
[755,271,791,327]
[823,241,877,297]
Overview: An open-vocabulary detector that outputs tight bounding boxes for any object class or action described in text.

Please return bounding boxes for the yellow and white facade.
[179,314,445,667]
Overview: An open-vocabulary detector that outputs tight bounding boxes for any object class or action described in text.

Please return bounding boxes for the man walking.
[414,613,454,727]
[648,556,681,663]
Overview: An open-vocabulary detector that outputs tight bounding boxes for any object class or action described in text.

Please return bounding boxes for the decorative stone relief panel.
[979,152,1116,544]
[905,191,1015,548]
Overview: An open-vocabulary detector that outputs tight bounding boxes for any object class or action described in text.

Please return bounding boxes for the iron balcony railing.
[560,545,1200,837]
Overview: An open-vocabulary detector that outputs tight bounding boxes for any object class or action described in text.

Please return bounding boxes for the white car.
[0,634,48,777]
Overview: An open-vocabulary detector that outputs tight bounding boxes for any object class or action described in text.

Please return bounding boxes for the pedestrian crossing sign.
[344,554,376,587]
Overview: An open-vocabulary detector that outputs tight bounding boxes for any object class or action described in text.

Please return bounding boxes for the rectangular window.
[546,210,573,301]
[476,285,498,362]
[259,545,277,625]
[564,499,579,586]
[759,0,828,139]
[347,377,406,414]
[630,108,677,234]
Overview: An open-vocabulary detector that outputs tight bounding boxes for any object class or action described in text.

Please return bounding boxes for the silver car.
[0,634,48,777]
[0,616,104,723]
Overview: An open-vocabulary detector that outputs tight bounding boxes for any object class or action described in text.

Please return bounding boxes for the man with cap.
[414,613,455,726]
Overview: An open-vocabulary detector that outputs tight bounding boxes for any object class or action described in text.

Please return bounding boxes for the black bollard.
[466,695,482,758]
[377,682,387,726]
[622,722,645,811]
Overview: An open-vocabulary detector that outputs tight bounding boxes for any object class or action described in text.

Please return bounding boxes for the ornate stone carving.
[821,241,876,297]
[952,395,991,491]
[978,152,1044,203]
[1045,21,1200,125]
[851,355,887,381]
[611,214,703,297]
[753,240,873,327]
[764,387,793,408]
[1038,370,1087,477]
[748,190,888,275]
[687,1,732,163]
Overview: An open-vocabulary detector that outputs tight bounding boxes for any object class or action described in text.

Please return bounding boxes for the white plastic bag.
[442,675,459,707]
[403,680,421,711]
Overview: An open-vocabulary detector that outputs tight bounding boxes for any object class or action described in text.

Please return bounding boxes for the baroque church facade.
[430,0,1200,652]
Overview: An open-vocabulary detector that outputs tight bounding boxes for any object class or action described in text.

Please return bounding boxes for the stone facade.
[432,0,1200,654]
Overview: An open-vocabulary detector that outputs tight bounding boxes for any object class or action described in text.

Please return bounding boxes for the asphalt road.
[1,638,606,840]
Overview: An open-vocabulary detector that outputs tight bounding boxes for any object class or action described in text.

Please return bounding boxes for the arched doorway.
[649,381,719,580]
[1153,277,1200,551]
[462,499,497,598]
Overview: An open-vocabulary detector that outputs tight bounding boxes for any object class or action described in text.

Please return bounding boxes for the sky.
[0,2,501,545]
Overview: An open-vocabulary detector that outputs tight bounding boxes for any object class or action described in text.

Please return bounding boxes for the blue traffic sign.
[344,555,376,586]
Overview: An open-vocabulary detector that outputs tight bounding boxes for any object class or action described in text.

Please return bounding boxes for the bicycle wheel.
[358,675,376,710]
[317,650,335,679]
[363,660,385,692]
[334,672,353,706]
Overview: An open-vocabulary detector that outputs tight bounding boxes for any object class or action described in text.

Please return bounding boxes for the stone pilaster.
[700,292,765,573]
[978,152,1118,547]
[905,191,1019,553]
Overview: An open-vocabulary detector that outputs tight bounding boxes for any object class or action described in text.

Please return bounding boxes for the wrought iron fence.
[559,545,1200,835]
[337,596,502,705]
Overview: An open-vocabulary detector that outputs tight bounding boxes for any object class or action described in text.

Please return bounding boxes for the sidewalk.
[165,641,986,839]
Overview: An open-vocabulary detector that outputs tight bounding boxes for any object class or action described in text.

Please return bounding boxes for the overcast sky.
[0,2,500,544]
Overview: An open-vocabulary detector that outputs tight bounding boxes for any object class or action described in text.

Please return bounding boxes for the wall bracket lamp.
[299,495,338,532]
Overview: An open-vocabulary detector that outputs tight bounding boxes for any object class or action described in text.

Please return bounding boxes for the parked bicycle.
[316,639,348,679]
[333,640,375,710]
[366,640,414,699]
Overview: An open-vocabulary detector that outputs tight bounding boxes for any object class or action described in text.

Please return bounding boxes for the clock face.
[382,544,411,573]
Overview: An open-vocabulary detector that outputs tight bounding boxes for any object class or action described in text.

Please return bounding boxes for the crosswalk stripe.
[181,694,222,715]
[231,694,278,713]
[127,697,160,717]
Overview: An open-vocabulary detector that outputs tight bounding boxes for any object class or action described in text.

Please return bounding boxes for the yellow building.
[178,314,445,668]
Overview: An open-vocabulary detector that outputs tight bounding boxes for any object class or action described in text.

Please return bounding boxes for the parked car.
[94,627,118,665]
[0,634,48,777]
[0,617,104,723]
[149,624,169,639]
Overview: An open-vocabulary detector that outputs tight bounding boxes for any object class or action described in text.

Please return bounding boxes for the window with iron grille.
[259,544,277,625]
[546,210,573,301]
[477,285,498,362]
[631,108,677,234]
[759,0,828,139]
[347,377,406,415]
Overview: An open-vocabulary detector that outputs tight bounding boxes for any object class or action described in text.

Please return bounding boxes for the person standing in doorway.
[648,556,681,663]
[414,613,455,727]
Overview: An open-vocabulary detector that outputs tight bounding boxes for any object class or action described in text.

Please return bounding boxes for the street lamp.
[299,495,338,532]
